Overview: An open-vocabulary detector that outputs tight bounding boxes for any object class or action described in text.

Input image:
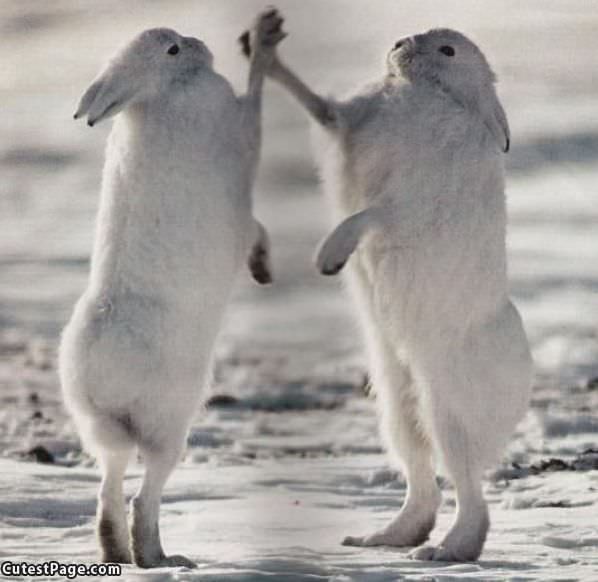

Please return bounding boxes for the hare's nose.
[393,36,414,51]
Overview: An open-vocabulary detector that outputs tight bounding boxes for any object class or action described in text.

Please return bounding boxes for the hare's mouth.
[389,52,413,79]
[389,41,416,75]
[396,47,415,66]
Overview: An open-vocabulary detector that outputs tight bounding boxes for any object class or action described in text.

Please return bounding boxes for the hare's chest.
[345,98,478,198]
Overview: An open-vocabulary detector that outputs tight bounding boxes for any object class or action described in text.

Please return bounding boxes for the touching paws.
[239,8,286,59]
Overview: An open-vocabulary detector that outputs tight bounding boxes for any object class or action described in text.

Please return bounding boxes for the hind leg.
[96,447,133,563]
[410,408,489,562]
[412,308,531,562]
[410,351,494,562]
[130,434,196,569]
[343,337,441,547]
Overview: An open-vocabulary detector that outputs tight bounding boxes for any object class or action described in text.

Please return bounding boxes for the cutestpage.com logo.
[1,560,122,579]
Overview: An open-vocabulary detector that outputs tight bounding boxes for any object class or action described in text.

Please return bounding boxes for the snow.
[1,455,598,580]
[1,0,597,580]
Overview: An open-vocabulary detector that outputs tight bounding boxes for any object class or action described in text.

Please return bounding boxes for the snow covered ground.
[1,0,597,580]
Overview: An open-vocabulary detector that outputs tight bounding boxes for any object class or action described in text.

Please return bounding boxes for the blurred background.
[1,0,597,443]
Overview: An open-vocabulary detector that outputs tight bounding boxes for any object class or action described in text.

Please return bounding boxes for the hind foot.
[98,514,132,564]
[135,552,196,569]
[342,518,435,548]
[410,544,470,562]
[410,521,487,562]
[410,491,489,562]
[101,548,132,565]
[137,554,197,569]
[342,529,429,548]
[343,486,440,548]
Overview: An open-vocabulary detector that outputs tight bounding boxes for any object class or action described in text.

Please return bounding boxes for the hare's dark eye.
[167,44,180,56]
[394,40,405,50]
[439,45,455,57]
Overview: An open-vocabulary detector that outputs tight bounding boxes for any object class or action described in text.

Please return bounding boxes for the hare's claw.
[240,8,287,58]
[238,31,251,57]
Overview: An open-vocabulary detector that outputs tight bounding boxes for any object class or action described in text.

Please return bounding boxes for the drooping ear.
[482,91,510,153]
[73,78,103,122]
[74,69,139,127]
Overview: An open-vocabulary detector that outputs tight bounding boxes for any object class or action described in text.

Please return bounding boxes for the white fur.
[59,12,284,569]
[267,24,532,561]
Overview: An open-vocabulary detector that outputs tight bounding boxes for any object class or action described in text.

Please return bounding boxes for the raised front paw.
[315,229,357,276]
[240,8,286,59]
[248,243,273,285]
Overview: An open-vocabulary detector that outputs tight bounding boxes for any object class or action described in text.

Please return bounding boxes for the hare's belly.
[350,241,494,346]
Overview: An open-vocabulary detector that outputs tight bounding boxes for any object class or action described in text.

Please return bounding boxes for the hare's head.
[388,29,510,152]
[74,28,214,126]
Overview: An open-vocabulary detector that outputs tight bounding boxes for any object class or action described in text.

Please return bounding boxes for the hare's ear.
[74,70,137,127]
[73,79,103,122]
[482,92,510,153]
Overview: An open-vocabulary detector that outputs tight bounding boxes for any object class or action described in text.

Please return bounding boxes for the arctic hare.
[59,10,285,568]
[243,18,532,561]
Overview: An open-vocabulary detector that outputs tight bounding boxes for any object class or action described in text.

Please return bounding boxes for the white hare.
[59,10,285,568]
[243,18,533,561]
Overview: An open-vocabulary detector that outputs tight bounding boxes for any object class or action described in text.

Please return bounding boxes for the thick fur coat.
[59,12,284,568]
[260,24,533,562]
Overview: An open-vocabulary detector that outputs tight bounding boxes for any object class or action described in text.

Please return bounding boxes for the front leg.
[316,207,387,275]
[241,9,287,112]
[240,12,337,128]
[248,219,273,285]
